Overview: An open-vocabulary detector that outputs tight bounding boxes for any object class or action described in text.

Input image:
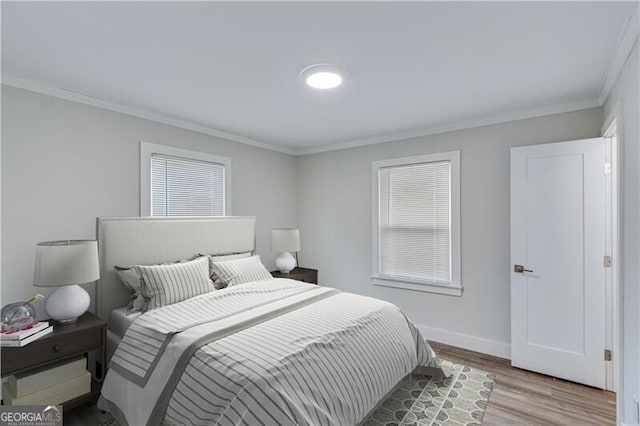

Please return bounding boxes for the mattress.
[108,307,141,339]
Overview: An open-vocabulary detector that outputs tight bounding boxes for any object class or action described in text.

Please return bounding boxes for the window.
[140,142,231,216]
[372,151,461,296]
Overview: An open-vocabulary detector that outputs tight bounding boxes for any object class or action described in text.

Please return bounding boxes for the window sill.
[372,276,463,296]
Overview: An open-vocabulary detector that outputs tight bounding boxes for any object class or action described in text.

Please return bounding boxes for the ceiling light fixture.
[300,64,344,90]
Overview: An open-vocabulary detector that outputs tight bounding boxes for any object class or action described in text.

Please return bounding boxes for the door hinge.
[604,162,612,175]
[604,349,612,361]
[604,256,612,268]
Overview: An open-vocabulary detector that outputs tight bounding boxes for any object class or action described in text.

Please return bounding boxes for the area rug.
[363,362,495,426]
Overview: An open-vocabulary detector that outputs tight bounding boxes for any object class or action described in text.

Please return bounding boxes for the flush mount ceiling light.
[300,64,344,89]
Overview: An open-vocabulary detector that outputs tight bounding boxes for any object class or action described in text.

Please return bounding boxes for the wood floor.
[430,341,616,425]
[65,342,616,425]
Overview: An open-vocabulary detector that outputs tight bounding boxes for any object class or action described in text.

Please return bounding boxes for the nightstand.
[271,267,318,284]
[1,312,106,410]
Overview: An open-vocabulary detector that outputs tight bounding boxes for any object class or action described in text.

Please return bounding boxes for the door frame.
[602,106,621,393]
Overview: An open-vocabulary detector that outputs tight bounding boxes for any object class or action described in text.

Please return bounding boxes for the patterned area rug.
[363,362,495,426]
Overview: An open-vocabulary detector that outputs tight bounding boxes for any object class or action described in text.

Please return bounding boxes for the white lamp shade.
[34,240,100,287]
[271,229,301,252]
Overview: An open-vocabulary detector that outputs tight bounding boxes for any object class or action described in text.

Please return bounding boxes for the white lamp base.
[44,285,90,324]
[275,252,296,273]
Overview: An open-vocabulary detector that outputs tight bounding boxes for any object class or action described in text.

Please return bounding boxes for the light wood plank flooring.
[430,341,616,425]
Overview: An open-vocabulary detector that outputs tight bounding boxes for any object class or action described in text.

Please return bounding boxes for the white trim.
[602,117,620,393]
[2,72,601,157]
[298,98,600,155]
[604,103,627,425]
[418,324,511,359]
[373,276,463,296]
[598,4,639,105]
[371,151,461,296]
[1,73,296,155]
[139,142,232,216]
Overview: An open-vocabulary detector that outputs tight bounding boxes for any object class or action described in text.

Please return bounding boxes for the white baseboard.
[621,423,639,426]
[418,324,511,359]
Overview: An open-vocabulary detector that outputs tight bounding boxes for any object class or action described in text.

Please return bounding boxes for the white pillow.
[210,255,272,287]
[134,256,214,311]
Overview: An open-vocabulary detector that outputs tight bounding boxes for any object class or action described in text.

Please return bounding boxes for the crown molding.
[598,4,639,105]
[295,97,601,155]
[1,72,297,156]
[0,71,607,158]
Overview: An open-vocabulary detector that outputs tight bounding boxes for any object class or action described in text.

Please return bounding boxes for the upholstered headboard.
[96,216,256,319]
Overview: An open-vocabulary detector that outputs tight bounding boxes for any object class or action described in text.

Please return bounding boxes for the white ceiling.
[1,1,636,153]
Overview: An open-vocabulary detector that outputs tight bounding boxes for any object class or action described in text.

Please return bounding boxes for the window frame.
[371,151,461,296]
[140,142,232,217]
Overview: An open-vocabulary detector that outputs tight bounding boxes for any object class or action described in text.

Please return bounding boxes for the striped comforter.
[98,279,448,425]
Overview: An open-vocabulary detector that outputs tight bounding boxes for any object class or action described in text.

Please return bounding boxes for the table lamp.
[271,229,300,273]
[34,240,99,324]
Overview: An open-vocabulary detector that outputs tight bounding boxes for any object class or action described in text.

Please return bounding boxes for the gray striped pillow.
[206,252,252,289]
[210,255,272,287]
[134,256,213,310]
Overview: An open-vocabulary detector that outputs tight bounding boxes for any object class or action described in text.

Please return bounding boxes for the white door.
[511,138,606,388]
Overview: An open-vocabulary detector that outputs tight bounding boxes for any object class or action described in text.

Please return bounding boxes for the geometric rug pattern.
[363,361,495,426]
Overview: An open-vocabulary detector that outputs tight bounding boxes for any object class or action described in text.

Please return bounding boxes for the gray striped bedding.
[99,279,448,425]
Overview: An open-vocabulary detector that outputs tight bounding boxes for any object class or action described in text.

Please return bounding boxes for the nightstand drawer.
[1,328,101,375]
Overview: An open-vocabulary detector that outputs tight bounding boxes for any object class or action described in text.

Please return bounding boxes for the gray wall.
[604,42,639,425]
[297,108,603,355]
[1,86,298,318]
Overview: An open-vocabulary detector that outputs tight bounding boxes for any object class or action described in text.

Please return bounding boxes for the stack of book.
[0,321,53,347]
[3,358,91,405]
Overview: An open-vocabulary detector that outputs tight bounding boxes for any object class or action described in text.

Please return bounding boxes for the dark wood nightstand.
[1,312,107,410]
[271,267,318,284]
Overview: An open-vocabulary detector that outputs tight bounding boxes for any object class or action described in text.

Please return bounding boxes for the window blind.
[378,160,451,283]
[151,154,225,216]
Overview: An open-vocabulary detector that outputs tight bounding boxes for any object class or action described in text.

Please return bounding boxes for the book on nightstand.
[0,322,49,340]
[2,372,91,405]
[8,358,87,398]
[0,325,53,347]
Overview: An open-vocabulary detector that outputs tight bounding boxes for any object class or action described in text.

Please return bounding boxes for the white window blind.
[151,154,226,216]
[378,160,452,283]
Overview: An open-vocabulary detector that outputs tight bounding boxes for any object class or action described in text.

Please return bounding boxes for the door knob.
[514,265,533,273]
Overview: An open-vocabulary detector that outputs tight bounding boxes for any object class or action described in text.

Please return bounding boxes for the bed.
[95,216,448,425]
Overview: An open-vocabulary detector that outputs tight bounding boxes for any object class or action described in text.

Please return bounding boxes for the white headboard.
[96,216,256,318]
